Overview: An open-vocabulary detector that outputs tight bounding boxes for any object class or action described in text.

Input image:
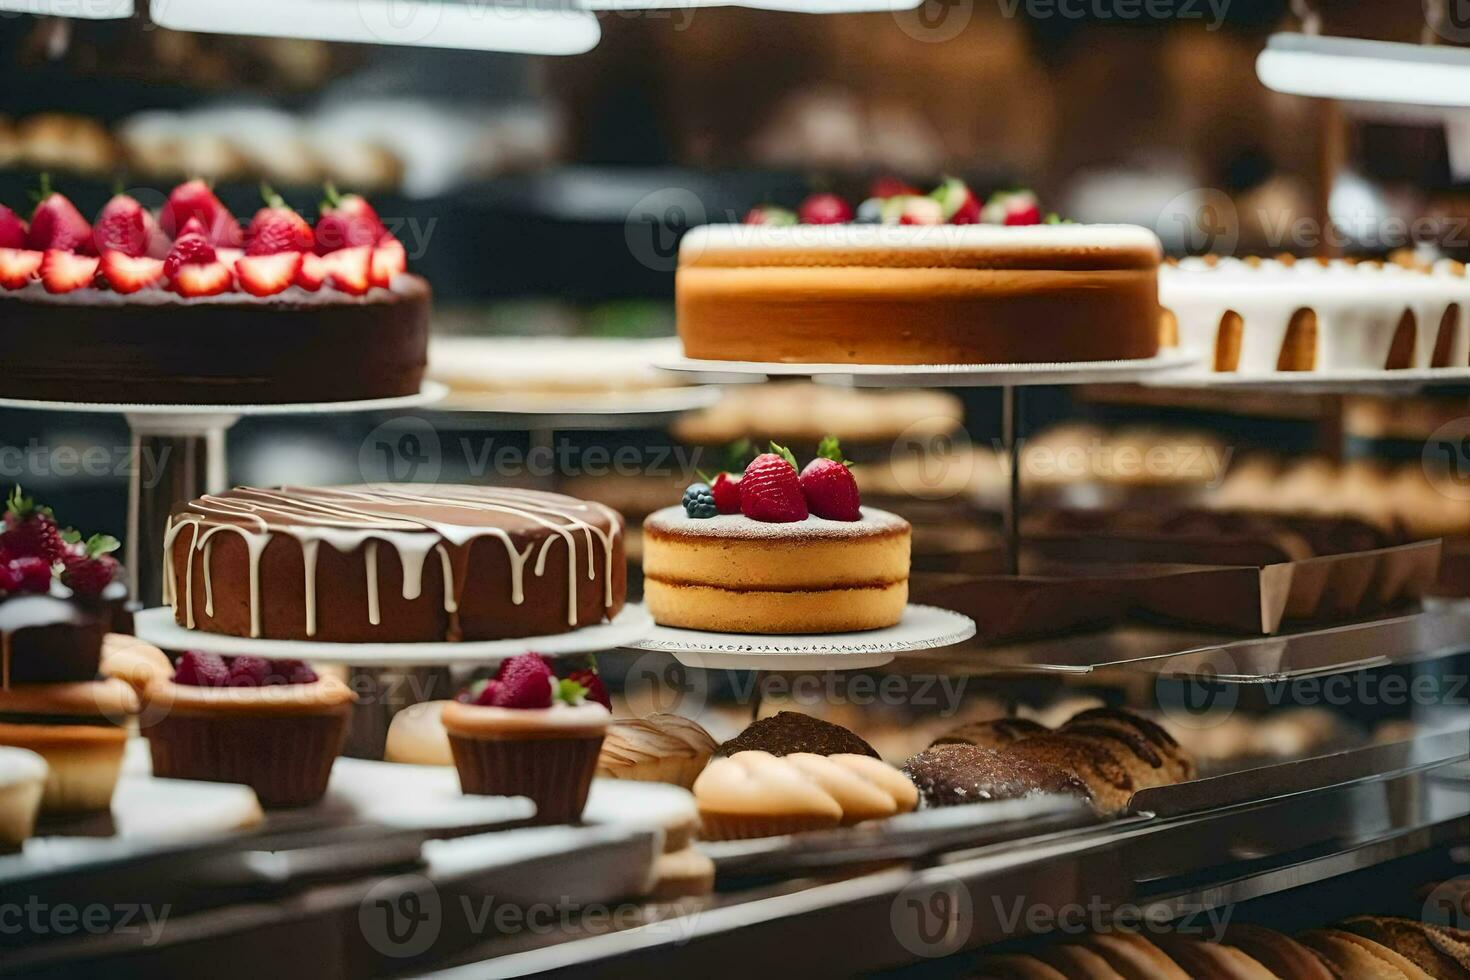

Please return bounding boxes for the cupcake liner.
[698,811,841,841]
[148,711,347,807]
[448,732,603,825]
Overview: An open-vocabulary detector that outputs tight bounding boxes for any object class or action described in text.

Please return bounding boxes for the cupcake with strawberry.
[142,650,356,807]
[642,438,911,634]
[441,653,612,824]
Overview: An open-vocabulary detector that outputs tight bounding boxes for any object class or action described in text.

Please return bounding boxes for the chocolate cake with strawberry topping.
[0,179,429,405]
[643,438,911,633]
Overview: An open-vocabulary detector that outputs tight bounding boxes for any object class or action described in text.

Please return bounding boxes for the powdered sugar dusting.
[644,506,908,541]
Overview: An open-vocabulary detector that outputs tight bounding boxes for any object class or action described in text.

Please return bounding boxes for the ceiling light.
[1257,32,1470,108]
[0,0,131,18]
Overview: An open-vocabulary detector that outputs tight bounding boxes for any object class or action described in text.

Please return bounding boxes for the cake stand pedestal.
[0,384,446,607]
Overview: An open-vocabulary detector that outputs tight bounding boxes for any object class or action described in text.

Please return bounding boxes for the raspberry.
[710,472,742,514]
[9,556,53,593]
[276,659,318,685]
[739,449,808,523]
[566,668,611,709]
[0,563,21,593]
[174,650,230,687]
[2,486,65,563]
[487,652,554,709]
[681,483,717,519]
[226,655,273,687]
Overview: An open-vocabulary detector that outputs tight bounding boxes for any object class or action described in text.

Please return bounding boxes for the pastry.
[1004,735,1138,815]
[1299,929,1435,980]
[782,753,917,824]
[165,485,626,643]
[0,181,429,405]
[643,441,910,634]
[597,713,717,789]
[931,717,1047,750]
[99,633,174,695]
[719,711,878,759]
[1079,933,1190,980]
[384,700,454,766]
[693,751,843,840]
[1220,925,1333,980]
[0,677,137,814]
[1161,256,1470,374]
[0,747,45,850]
[144,651,355,806]
[441,654,611,824]
[901,744,1089,809]
[1340,916,1470,979]
[677,223,1162,365]
[974,954,1068,980]
[1150,935,1279,979]
[1034,945,1128,979]
[1061,708,1197,783]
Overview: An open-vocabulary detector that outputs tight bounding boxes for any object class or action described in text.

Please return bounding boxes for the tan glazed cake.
[676,223,1164,365]
[642,505,911,633]
[164,485,626,642]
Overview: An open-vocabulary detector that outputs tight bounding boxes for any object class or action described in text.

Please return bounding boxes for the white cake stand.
[132,604,654,667]
[433,383,724,426]
[0,383,447,606]
[619,603,976,671]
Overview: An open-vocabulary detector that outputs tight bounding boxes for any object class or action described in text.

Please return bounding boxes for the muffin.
[718,711,879,759]
[0,747,47,849]
[598,713,717,789]
[0,677,137,814]
[143,651,355,807]
[384,700,454,766]
[693,751,843,840]
[441,653,611,824]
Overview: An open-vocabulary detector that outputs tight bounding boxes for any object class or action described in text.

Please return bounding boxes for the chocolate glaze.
[0,594,104,685]
[0,276,430,404]
[718,711,879,759]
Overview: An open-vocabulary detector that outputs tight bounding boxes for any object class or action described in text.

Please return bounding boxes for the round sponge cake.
[641,506,910,634]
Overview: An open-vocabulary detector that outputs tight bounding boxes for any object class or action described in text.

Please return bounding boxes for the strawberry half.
[93,193,152,257]
[296,252,327,291]
[0,205,27,250]
[101,251,166,294]
[27,176,94,254]
[40,249,99,294]
[0,248,42,290]
[166,231,233,296]
[370,236,406,287]
[314,183,385,254]
[324,244,371,295]
[236,251,302,297]
[161,179,243,247]
[245,186,315,255]
[739,449,808,523]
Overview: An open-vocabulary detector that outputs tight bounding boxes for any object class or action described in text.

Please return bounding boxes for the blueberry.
[682,482,718,519]
[854,198,884,224]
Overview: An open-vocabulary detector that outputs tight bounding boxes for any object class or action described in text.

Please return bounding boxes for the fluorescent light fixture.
[1258,32,1470,108]
[150,0,601,54]
[0,0,131,18]
[579,0,920,10]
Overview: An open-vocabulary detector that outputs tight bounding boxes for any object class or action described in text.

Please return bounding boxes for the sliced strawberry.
[370,237,406,287]
[164,233,215,280]
[40,249,100,294]
[0,248,43,289]
[324,244,371,295]
[101,250,166,294]
[174,261,233,297]
[215,247,244,268]
[0,205,27,250]
[28,176,94,254]
[235,251,302,297]
[296,252,327,291]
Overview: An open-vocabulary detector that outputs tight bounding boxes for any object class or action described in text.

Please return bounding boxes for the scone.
[597,713,717,789]
[0,747,47,850]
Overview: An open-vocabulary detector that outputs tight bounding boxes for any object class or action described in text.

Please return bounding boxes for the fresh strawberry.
[1004,201,1042,226]
[40,249,100,294]
[710,471,742,515]
[173,650,231,687]
[2,487,66,564]
[566,667,611,710]
[296,252,327,291]
[897,196,944,226]
[982,189,1042,226]
[797,193,853,225]
[160,179,243,247]
[9,556,53,593]
[0,248,42,289]
[100,251,165,293]
[164,232,214,280]
[174,261,233,297]
[27,176,94,254]
[0,205,27,250]
[743,205,797,226]
[236,251,302,297]
[323,244,371,294]
[59,532,120,595]
[245,185,315,256]
[870,176,920,199]
[92,193,153,257]
[314,183,384,254]
[371,236,406,287]
[800,458,861,521]
[0,563,20,593]
[214,247,244,268]
[487,652,554,709]
[739,448,808,523]
[930,177,981,225]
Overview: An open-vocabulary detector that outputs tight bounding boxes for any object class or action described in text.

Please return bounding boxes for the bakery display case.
[8,1,1470,978]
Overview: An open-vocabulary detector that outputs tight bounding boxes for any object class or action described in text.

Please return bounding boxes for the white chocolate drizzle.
[163,485,622,638]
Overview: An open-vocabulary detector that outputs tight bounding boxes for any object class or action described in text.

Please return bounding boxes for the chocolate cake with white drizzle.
[163,485,626,642]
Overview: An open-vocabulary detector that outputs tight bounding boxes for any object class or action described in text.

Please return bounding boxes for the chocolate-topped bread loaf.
[1062,708,1196,782]
[718,711,878,759]
[165,485,626,643]
[902,744,1089,808]
[931,717,1047,750]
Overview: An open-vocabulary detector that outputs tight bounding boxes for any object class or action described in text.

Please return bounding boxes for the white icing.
[644,505,910,540]
[1160,260,1470,373]
[681,222,1163,257]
